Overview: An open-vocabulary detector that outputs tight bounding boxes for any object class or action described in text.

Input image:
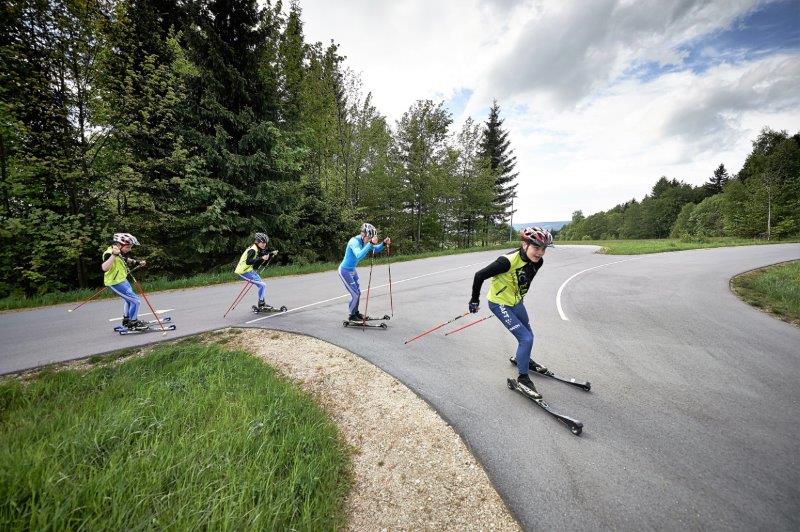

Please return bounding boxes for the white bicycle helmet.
[361,223,377,238]
[520,227,553,247]
[112,233,140,246]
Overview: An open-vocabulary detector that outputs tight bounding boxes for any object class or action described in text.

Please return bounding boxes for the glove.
[270,250,279,257]
[469,300,479,313]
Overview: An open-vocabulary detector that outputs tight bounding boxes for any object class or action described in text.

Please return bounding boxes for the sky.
[297,0,800,221]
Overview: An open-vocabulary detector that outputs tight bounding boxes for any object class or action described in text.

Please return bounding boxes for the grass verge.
[559,237,800,255]
[1,241,519,312]
[730,260,800,326]
[0,341,352,530]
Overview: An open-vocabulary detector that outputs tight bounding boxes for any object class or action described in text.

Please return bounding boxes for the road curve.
[1,243,798,530]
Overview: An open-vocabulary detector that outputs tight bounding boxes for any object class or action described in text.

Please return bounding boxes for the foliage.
[0,0,521,297]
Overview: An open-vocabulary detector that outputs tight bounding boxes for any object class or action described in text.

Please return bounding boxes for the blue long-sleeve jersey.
[339,236,384,269]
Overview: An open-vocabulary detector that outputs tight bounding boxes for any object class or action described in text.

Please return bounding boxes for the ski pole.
[68,264,144,313]
[129,271,167,334]
[362,251,375,327]
[404,312,471,344]
[444,314,494,336]
[387,243,394,317]
[223,280,252,318]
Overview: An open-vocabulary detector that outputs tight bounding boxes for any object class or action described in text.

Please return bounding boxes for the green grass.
[730,260,800,325]
[559,237,800,255]
[0,241,520,311]
[0,341,352,530]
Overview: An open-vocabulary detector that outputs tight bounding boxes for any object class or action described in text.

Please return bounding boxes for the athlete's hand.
[112,244,122,255]
[261,255,270,261]
[139,260,146,267]
[383,237,391,245]
[469,301,479,313]
[270,250,279,256]
[371,236,379,245]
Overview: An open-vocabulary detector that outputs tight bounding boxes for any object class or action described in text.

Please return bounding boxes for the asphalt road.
[2,244,799,530]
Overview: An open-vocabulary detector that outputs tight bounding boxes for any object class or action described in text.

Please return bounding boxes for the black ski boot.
[516,374,541,399]
[258,299,267,310]
[128,319,150,331]
[122,317,132,328]
[348,311,365,321]
[530,360,548,374]
[511,357,548,374]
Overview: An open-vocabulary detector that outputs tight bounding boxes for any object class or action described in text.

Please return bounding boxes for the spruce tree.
[704,163,729,195]
[478,100,518,238]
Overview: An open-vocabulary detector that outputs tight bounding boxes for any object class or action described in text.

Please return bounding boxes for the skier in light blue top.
[339,222,391,320]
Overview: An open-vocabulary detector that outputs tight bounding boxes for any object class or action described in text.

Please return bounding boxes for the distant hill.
[513,221,569,232]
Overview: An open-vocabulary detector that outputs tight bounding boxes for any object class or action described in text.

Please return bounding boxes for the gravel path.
[227,328,519,531]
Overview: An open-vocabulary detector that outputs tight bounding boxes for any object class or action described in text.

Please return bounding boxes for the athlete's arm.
[470,256,511,302]
[351,239,373,261]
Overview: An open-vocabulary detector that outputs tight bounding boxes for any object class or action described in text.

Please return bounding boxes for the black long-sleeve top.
[471,248,543,303]
[244,248,271,268]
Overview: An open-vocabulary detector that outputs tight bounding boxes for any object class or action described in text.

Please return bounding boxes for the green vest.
[235,244,259,274]
[103,246,128,286]
[487,250,529,306]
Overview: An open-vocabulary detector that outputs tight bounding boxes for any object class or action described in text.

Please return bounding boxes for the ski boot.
[128,319,150,331]
[530,360,548,374]
[348,311,365,321]
[515,374,541,399]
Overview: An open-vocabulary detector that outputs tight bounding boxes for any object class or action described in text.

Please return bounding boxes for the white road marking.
[556,259,638,321]
[109,309,174,322]
[245,261,487,324]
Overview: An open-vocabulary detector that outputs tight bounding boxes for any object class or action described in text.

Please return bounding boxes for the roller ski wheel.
[509,357,591,391]
[507,378,583,436]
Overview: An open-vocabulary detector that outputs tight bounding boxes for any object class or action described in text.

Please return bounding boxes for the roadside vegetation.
[730,261,800,325]
[561,237,800,255]
[0,341,351,530]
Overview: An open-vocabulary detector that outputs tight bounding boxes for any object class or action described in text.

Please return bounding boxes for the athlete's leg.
[109,280,141,320]
[338,267,360,315]
[239,271,267,301]
[489,301,534,376]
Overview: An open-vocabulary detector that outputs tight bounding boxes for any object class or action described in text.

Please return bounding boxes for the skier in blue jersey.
[339,223,391,321]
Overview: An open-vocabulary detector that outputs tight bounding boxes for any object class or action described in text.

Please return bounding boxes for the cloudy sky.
[298,0,800,222]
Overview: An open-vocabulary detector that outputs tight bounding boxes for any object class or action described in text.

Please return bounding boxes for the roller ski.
[509,357,591,391]
[342,311,389,329]
[507,376,584,436]
[114,316,176,335]
[251,300,288,314]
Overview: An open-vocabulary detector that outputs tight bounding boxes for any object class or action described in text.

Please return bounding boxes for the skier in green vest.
[101,232,147,330]
[469,227,553,398]
[234,232,277,310]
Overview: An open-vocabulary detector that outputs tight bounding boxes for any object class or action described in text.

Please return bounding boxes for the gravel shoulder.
[226,328,519,531]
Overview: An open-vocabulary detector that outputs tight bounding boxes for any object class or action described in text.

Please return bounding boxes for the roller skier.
[338,223,391,326]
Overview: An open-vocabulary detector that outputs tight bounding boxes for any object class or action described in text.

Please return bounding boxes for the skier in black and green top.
[470,227,553,398]
[234,232,278,310]
[101,232,147,330]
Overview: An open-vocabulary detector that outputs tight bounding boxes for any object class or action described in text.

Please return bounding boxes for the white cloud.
[297,0,799,221]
